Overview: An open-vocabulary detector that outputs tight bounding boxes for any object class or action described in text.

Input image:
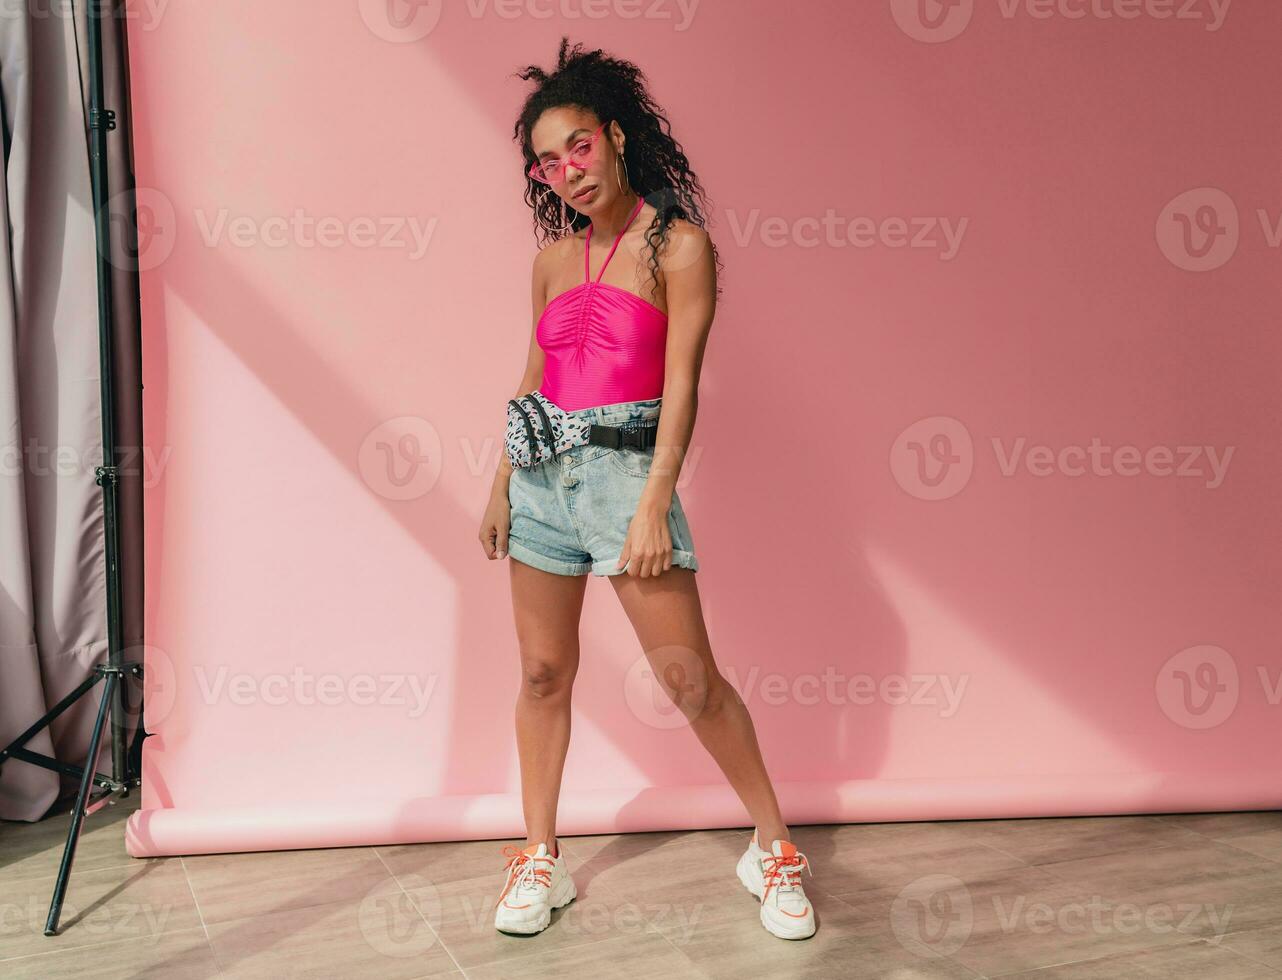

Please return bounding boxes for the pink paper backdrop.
[123,1,1282,857]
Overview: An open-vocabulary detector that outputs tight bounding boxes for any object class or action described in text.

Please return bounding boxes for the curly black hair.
[511,37,722,302]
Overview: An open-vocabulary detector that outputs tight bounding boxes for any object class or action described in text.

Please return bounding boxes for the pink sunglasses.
[528,122,608,186]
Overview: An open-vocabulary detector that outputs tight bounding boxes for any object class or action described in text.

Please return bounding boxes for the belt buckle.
[619,420,654,450]
[588,424,621,449]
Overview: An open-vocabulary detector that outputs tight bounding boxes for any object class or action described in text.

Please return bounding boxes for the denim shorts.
[506,396,699,577]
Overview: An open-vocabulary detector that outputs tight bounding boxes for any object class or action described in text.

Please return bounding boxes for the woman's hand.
[617,502,673,578]
[479,490,511,562]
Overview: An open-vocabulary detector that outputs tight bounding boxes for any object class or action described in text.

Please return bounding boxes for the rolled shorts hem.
[506,540,592,577]
[592,549,700,577]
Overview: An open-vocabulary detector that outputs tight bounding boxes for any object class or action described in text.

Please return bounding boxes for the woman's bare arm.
[640,222,717,510]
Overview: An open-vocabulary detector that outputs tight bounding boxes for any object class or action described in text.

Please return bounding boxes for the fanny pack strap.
[506,393,660,469]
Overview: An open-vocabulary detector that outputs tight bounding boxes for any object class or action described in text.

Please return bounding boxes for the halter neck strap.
[584,197,646,284]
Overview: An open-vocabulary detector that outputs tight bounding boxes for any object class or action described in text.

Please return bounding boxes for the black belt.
[588,419,659,450]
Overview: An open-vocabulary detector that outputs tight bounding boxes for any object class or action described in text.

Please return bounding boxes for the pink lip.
[571,185,596,201]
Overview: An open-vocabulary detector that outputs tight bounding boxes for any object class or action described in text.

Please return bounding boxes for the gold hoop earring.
[615,153,630,195]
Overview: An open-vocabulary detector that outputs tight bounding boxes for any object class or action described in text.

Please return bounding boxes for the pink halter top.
[536,197,668,412]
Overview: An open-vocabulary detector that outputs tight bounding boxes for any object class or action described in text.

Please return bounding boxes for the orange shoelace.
[499,845,553,903]
[761,849,813,902]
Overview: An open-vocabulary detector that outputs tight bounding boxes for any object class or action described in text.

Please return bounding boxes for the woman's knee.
[660,662,732,722]
[520,654,577,699]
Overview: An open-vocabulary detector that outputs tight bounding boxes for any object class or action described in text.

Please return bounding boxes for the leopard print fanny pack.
[505,391,592,469]
[505,391,661,470]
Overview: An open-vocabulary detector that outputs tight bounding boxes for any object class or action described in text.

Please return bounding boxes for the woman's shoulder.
[656,218,713,277]
[664,217,708,244]
[531,229,587,306]
[532,228,585,269]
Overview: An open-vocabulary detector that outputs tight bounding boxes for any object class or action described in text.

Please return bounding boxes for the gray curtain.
[0,0,144,821]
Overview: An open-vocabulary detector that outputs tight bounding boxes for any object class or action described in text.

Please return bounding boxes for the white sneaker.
[494,840,576,934]
[736,829,817,939]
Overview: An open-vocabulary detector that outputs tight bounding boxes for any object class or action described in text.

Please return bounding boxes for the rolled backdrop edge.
[124,773,1282,857]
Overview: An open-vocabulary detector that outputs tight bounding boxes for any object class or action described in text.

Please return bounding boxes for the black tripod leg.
[43,671,116,936]
[125,664,147,779]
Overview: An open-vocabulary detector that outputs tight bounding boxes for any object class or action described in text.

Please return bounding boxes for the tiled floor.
[3,795,1282,978]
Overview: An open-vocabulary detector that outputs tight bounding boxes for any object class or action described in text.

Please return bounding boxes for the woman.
[477,38,817,941]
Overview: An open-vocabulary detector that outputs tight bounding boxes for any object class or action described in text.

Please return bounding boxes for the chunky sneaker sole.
[737,834,817,940]
[495,873,576,934]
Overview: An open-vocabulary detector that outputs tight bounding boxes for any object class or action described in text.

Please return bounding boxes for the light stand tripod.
[0,0,146,936]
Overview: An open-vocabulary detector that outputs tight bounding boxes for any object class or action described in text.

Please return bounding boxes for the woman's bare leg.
[509,558,589,853]
[608,568,791,845]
